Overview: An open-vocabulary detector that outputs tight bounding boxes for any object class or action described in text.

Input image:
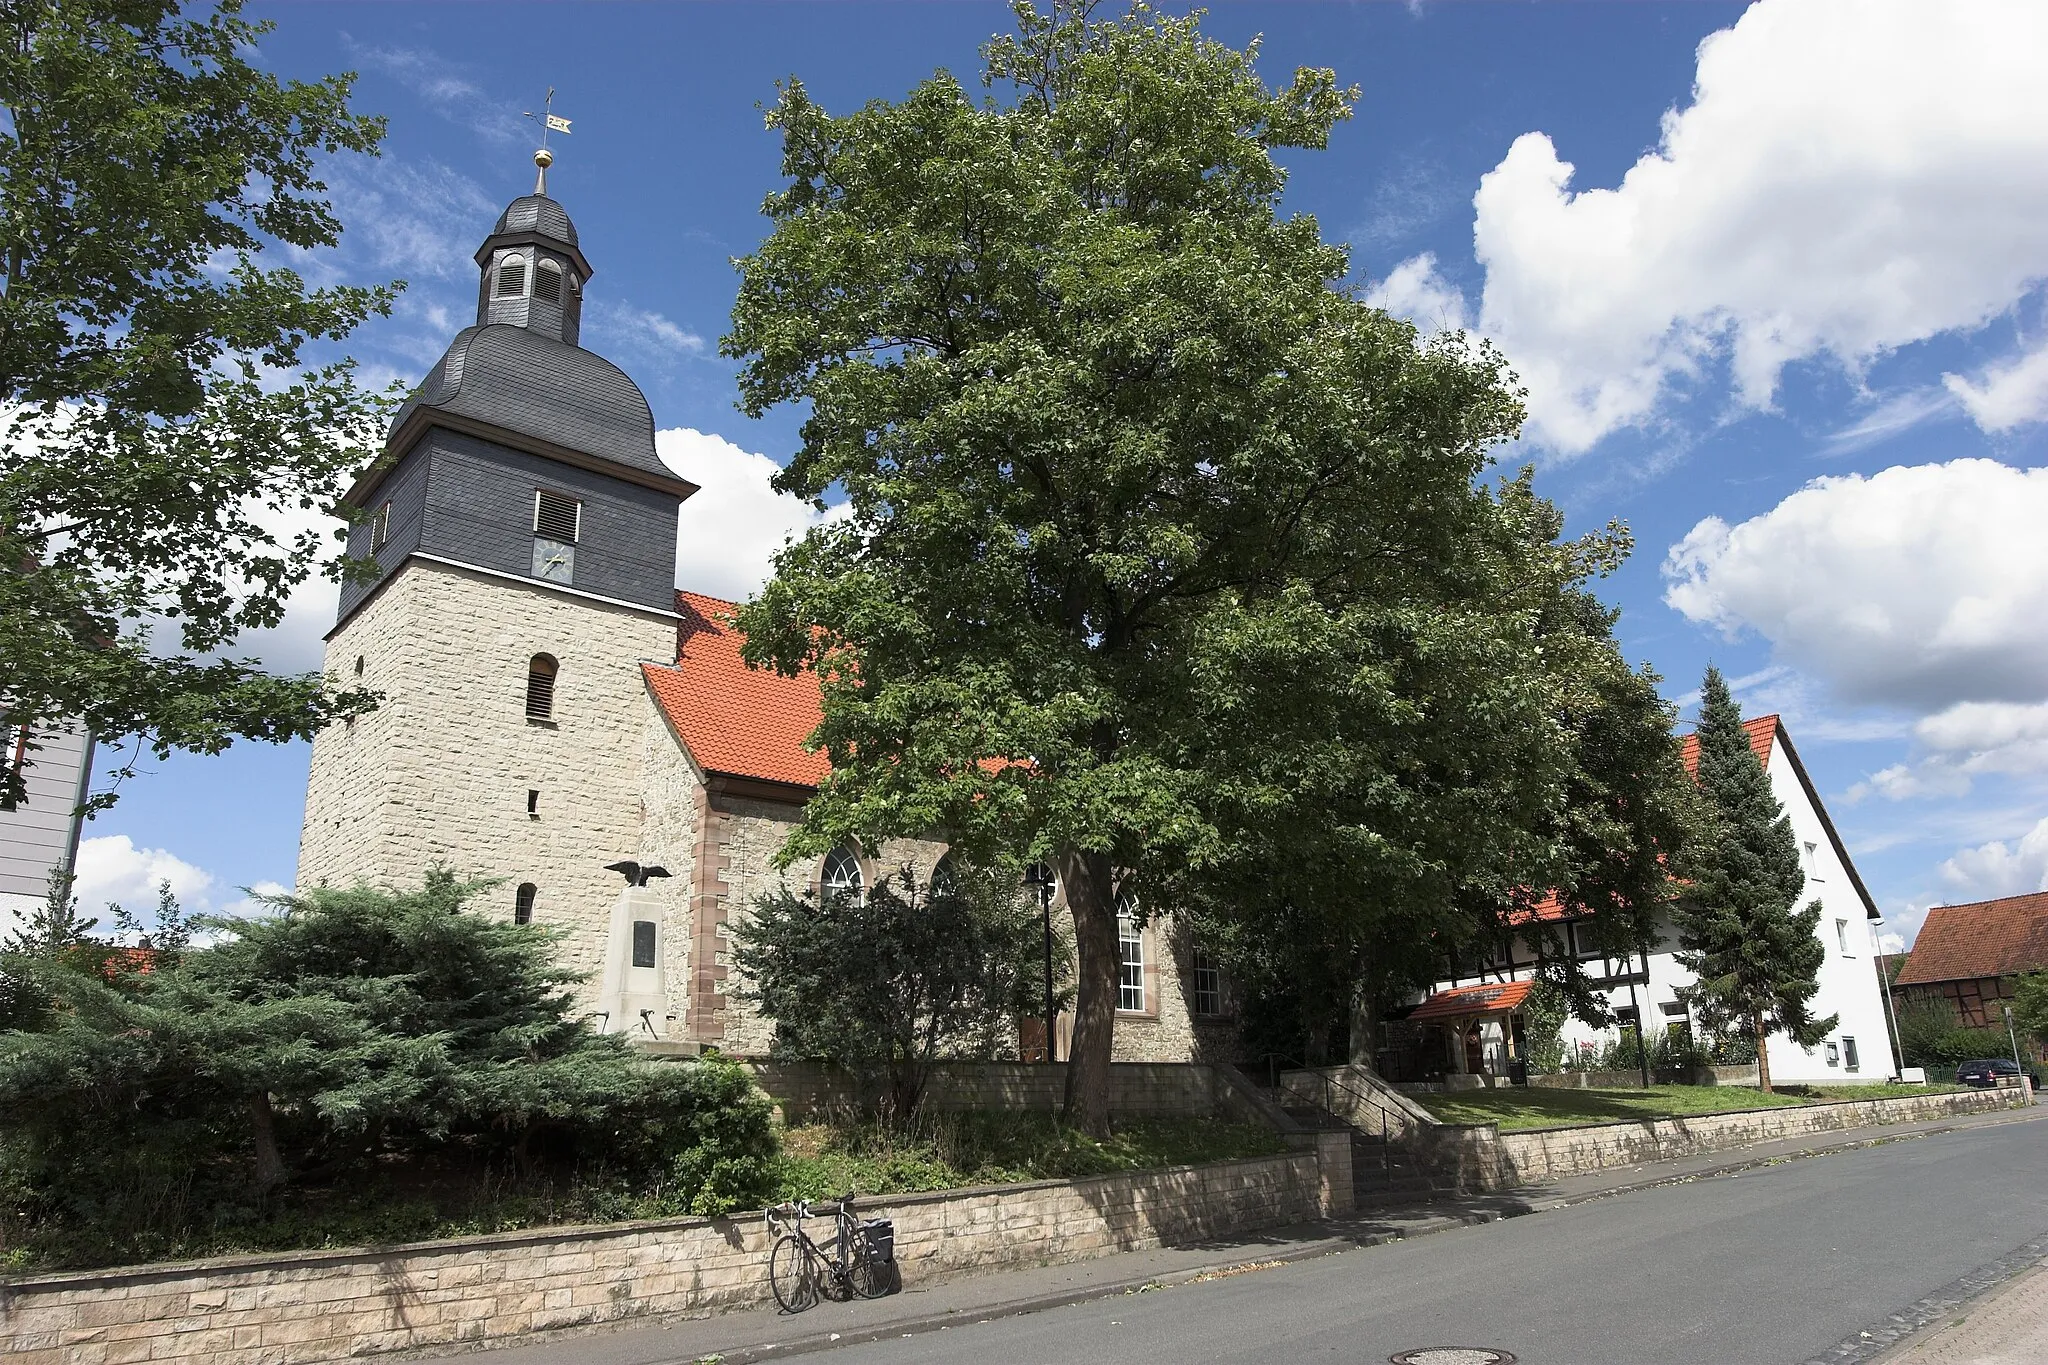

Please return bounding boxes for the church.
[296,166,1232,1064]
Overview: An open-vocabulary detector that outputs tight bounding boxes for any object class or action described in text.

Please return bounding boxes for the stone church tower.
[298,169,698,1005]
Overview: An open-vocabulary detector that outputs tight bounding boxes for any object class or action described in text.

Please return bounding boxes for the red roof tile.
[1409,979,1534,1022]
[642,591,830,791]
[1895,891,2048,986]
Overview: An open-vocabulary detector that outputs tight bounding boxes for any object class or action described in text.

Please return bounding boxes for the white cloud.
[1877,931,1906,956]
[1945,341,2048,433]
[657,427,847,602]
[73,835,214,920]
[1664,461,2048,714]
[584,303,707,371]
[1366,252,1470,335]
[1939,817,2048,903]
[1433,0,2048,452]
[1821,387,1960,457]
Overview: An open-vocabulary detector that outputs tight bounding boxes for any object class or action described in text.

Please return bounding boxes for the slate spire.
[472,154,592,346]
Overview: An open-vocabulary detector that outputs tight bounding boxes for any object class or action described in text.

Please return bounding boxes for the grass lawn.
[775,1113,1291,1200]
[1409,1082,1962,1131]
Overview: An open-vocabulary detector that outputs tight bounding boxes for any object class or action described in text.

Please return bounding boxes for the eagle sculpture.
[603,861,672,888]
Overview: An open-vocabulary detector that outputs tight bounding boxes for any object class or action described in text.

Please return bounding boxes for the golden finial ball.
[534,147,554,169]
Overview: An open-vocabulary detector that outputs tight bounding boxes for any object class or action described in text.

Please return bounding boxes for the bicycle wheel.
[851,1249,897,1299]
[768,1235,817,1313]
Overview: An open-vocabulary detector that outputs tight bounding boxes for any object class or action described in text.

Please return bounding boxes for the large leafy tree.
[728,1,1605,1131]
[1672,666,1833,1091]
[0,0,392,808]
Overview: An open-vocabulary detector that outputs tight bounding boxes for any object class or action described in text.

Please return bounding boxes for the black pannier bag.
[862,1218,895,1263]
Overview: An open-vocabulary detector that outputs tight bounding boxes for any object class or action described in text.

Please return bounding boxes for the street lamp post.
[2003,1003,2031,1103]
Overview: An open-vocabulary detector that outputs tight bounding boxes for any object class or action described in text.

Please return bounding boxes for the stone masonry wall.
[1421,1087,2021,1192]
[0,1152,1329,1365]
[299,561,678,995]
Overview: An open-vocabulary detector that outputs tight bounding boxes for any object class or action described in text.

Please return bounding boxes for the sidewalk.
[408,1101,2046,1365]
[1873,1262,2048,1364]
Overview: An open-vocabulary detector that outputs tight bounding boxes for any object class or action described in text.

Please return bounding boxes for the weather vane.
[522,87,572,195]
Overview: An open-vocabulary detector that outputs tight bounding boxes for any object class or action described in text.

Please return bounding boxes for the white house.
[1394,714,1900,1086]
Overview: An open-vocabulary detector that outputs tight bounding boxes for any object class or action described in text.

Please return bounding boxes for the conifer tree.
[1673,667,1833,1091]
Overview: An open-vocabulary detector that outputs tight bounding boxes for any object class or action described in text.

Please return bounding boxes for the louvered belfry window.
[525,654,558,721]
[533,489,580,543]
[496,254,526,297]
[534,259,563,304]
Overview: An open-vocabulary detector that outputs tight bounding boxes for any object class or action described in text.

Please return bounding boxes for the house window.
[496,253,527,297]
[822,846,863,902]
[1825,1040,1841,1067]
[1804,841,1823,880]
[1191,948,1223,1017]
[534,258,563,303]
[1117,905,1146,1012]
[533,489,581,543]
[514,883,536,925]
[1835,918,1851,955]
[632,920,657,969]
[371,501,392,551]
[0,721,26,812]
[1843,1036,1860,1073]
[525,654,558,721]
[526,788,539,817]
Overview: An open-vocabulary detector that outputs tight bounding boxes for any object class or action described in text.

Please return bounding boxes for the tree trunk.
[1753,1011,1772,1093]
[249,1090,285,1194]
[1058,847,1120,1138]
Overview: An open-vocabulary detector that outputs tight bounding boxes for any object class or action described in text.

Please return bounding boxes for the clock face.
[532,537,575,583]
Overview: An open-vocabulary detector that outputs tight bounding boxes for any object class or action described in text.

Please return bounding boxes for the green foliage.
[725,0,1685,1132]
[1522,980,1571,1074]
[773,1113,1286,1200]
[0,873,778,1266]
[733,865,1060,1119]
[1894,1001,2015,1073]
[2009,973,2048,1049]
[0,0,394,809]
[1671,667,1835,1087]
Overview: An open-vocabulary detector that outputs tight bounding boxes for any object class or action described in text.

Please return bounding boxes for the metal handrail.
[1252,1053,1415,1174]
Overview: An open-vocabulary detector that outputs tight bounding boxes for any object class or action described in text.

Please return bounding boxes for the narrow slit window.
[533,489,581,543]
[1842,1036,1859,1072]
[525,654,558,721]
[514,883,536,925]
[0,721,26,812]
[496,254,527,297]
[371,501,392,551]
[526,788,539,817]
[534,258,563,303]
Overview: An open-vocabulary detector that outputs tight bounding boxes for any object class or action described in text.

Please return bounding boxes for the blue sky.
[76,1,2048,953]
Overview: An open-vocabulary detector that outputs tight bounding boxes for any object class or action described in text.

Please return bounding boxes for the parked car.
[1956,1058,2023,1088]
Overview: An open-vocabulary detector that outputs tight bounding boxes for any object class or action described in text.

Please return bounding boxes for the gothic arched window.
[533,258,563,304]
[525,654,558,721]
[495,253,527,298]
[930,853,959,897]
[821,846,863,902]
[514,883,537,925]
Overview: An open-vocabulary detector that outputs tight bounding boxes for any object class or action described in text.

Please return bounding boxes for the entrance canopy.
[1409,979,1533,1023]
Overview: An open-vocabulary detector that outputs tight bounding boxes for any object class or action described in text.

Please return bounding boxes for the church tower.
[299,154,697,1006]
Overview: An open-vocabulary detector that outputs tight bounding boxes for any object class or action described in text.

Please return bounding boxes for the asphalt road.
[785,1116,2048,1365]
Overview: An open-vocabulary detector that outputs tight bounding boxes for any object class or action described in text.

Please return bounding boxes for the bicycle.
[765,1194,897,1312]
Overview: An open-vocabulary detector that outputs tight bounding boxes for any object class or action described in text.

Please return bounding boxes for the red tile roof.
[1895,891,2048,986]
[642,591,829,791]
[1679,714,1778,776]
[1409,979,1534,1022]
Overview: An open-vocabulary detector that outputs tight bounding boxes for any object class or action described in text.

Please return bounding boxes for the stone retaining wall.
[0,1146,1339,1365]
[1421,1087,2021,1191]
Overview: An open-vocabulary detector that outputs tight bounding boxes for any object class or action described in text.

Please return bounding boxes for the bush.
[1895,1001,2013,1073]
[0,872,780,1266]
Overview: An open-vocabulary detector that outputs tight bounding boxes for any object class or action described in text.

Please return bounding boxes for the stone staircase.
[1278,1100,1442,1209]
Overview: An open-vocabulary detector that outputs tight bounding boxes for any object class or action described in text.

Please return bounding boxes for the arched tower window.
[930,853,959,897]
[525,654,558,720]
[821,846,863,902]
[533,258,563,304]
[495,253,527,298]
[514,883,537,925]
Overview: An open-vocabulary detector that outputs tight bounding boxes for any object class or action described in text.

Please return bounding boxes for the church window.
[533,489,581,543]
[371,501,391,551]
[534,258,563,304]
[514,883,536,925]
[822,846,863,902]
[1117,902,1146,1012]
[496,253,527,297]
[930,853,958,897]
[0,721,26,812]
[525,654,558,721]
[1191,947,1224,1017]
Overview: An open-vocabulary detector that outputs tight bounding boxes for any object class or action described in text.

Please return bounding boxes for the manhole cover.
[1389,1352,1517,1365]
